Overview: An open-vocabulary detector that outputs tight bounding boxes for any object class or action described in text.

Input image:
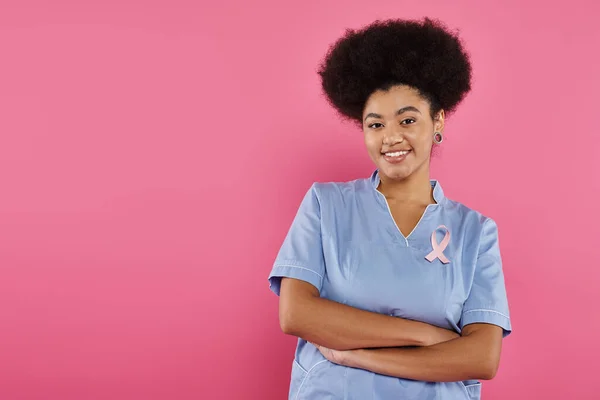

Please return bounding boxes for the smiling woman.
[362,86,443,183]
[268,17,511,400]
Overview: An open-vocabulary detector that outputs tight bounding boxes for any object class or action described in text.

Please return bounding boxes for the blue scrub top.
[268,169,512,400]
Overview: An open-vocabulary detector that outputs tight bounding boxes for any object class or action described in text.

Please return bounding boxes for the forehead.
[363,85,428,114]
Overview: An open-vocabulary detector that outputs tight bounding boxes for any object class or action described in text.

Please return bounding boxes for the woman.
[268,17,512,400]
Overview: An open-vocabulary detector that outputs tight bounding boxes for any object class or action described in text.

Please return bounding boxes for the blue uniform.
[268,169,512,400]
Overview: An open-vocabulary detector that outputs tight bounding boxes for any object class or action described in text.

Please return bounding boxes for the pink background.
[1,1,598,399]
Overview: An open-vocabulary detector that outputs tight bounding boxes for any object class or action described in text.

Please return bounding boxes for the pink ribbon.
[425,225,451,264]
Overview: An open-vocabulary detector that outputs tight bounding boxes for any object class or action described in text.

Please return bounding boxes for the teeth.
[385,150,410,157]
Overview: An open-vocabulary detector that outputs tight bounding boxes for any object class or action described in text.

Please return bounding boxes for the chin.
[379,164,412,181]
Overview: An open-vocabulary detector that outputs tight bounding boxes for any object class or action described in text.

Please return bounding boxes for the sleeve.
[459,217,513,338]
[267,183,326,296]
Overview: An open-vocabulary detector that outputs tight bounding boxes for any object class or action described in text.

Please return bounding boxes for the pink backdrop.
[1,1,598,399]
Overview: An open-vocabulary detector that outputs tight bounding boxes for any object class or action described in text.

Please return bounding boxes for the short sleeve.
[460,218,512,338]
[268,183,325,296]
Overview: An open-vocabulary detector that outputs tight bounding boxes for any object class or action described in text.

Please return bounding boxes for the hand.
[311,342,352,366]
[427,326,460,346]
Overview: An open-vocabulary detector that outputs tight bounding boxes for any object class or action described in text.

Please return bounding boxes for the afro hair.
[317,17,473,128]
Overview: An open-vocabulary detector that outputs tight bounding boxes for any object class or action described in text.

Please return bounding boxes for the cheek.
[364,134,380,151]
[410,131,433,152]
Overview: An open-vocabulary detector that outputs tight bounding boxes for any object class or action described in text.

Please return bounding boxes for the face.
[362,85,444,182]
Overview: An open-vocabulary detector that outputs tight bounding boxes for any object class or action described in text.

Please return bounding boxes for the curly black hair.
[317,17,472,128]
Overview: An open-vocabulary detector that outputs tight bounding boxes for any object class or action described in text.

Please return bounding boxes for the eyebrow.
[363,106,421,123]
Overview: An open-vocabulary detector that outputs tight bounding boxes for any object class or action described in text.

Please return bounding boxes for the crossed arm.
[278,278,504,382]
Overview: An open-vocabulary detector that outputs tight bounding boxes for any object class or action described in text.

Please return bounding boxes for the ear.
[434,109,445,133]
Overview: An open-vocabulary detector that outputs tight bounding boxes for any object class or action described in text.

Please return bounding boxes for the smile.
[382,149,411,164]
[384,150,411,157]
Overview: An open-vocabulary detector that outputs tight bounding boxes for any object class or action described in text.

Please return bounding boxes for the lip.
[382,149,411,164]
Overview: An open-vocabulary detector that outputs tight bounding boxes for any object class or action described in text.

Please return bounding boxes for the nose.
[383,127,405,146]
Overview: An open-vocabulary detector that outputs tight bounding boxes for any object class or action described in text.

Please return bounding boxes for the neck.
[377,169,436,205]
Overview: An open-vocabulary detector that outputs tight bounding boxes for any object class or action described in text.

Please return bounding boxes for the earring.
[433,131,444,144]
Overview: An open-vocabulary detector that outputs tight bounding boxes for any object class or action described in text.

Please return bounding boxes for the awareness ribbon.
[425,224,451,264]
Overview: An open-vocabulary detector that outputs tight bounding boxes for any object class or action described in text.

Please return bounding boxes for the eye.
[368,123,384,129]
[401,118,416,125]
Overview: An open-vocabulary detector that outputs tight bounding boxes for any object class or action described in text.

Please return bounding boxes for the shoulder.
[442,194,499,237]
[308,175,371,203]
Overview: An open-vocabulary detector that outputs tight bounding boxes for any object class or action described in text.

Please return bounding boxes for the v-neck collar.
[368,169,446,246]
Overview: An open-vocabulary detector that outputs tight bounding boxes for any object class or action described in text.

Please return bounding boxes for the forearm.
[346,328,500,381]
[281,294,434,351]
